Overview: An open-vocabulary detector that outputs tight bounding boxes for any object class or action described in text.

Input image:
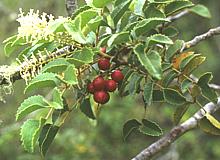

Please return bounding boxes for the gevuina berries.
[98,58,110,71]
[111,70,124,83]
[87,48,124,104]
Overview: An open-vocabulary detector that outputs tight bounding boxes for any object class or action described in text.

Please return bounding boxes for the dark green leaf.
[165,0,194,16]
[107,32,131,47]
[173,104,190,125]
[144,5,165,18]
[162,70,177,87]
[128,73,143,95]
[134,44,162,79]
[80,98,96,120]
[133,18,169,37]
[163,88,186,105]
[139,119,163,136]
[146,34,173,47]
[197,72,218,103]
[152,90,164,102]
[181,79,192,93]
[111,0,132,25]
[165,40,184,61]
[39,124,59,156]
[123,119,141,141]
[143,81,154,106]
[163,26,179,37]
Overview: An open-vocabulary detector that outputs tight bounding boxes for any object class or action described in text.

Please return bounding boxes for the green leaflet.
[71,5,92,20]
[162,70,177,87]
[20,118,46,153]
[163,88,186,105]
[143,81,154,106]
[139,119,163,136]
[179,53,199,71]
[165,40,184,61]
[63,21,86,44]
[144,5,165,19]
[111,0,132,26]
[80,98,96,120]
[190,4,211,18]
[72,8,99,29]
[50,87,64,109]
[173,104,190,125]
[134,44,162,80]
[197,72,218,103]
[71,47,95,64]
[123,119,141,141]
[39,124,60,156]
[163,26,179,37]
[92,0,112,8]
[82,16,103,35]
[165,0,194,16]
[16,95,49,121]
[128,73,143,95]
[42,58,71,73]
[130,0,146,16]
[60,65,78,85]
[4,36,27,57]
[107,32,131,47]
[132,18,169,37]
[146,34,173,47]
[24,73,60,94]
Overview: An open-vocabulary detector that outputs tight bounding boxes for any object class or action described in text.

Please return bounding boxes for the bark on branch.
[132,98,220,160]
[184,26,220,50]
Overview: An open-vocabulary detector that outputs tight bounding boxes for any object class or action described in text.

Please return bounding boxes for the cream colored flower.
[16,8,68,43]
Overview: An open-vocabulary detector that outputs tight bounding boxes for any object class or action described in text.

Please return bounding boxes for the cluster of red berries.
[87,48,124,104]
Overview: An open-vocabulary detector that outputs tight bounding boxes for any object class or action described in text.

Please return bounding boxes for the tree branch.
[184,26,220,50]
[132,98,220,160]
[65,0,78,17]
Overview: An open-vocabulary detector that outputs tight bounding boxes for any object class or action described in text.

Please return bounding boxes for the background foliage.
[0,0,220,160]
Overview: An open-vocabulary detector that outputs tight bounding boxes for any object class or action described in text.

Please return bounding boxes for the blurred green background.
[0,0,220,160]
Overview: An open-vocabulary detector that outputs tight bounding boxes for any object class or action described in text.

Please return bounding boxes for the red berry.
[98,58,111,71]
[100,47,106,53]
[111,70,124,83]
[93,76,105,91]
[93,91,110,104]
[87,83,95,94]
[105,80,117,92]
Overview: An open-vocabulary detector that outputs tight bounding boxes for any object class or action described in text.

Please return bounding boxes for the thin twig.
[132,98,220,160]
